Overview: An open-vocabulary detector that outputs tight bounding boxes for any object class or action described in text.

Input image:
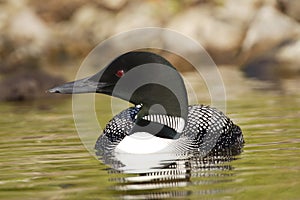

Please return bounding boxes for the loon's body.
[49,51,244,155]
[96,105,243,155]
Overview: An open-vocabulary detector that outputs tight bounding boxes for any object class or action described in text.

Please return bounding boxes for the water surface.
[0,89,299,199]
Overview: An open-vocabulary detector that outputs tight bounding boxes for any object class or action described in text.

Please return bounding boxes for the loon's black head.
[49,51,188,139]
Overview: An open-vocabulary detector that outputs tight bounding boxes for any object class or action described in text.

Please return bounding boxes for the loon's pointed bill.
[49,51,244,155]
[48,74,114,94]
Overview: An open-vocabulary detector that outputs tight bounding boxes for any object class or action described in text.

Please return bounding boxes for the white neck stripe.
[142,115,185,133]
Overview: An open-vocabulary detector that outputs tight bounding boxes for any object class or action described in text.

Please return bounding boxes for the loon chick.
[49,51,244,155]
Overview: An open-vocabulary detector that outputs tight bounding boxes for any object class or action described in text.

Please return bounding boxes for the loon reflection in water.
[104,151,237,199]
[49,51,244,157]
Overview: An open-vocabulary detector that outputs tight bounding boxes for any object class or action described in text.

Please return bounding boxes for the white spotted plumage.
[95,105,244,155]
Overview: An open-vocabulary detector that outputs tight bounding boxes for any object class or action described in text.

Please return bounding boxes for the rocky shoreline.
[0,0,299,101]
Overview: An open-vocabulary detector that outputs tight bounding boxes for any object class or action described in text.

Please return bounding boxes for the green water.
[0,91,299,199]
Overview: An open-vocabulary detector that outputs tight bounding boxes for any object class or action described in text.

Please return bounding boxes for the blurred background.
[1,1,300,199]
[0,0,299,101]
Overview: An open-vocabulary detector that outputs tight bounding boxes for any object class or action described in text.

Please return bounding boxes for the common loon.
[49,51,244,155]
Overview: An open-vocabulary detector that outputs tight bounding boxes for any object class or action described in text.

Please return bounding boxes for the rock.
[0,7,51,73]
[275,39,300,76]
[70,4,115,42]
[0,70,65,101]
[242,37,300,86]
[45,4,116,63]
[113,1,161,34]
[241,5,300,85]
[217,0,261,27]
[94,0,128,11]
[29,0,85,23]
[167,0,259,64]
[0,4,53,73]
[241,5,300,60]
[242,54,281,81]
[0,35,40,73]
[8,7,51,50]
[277,0,300,22]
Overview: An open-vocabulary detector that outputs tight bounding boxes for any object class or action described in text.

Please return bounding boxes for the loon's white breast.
[115,132,178,154]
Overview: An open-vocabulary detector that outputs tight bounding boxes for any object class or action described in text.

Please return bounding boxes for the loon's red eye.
[116,70,124,78]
